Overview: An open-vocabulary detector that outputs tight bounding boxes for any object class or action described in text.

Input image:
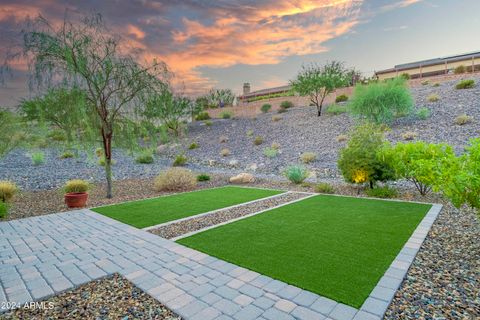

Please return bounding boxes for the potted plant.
[64,179,90,208]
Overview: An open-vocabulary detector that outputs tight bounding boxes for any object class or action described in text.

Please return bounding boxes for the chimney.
[243,83,251,95]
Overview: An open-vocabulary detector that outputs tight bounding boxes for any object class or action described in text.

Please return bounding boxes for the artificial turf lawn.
[92,186,283,228]
[177,195,432,308]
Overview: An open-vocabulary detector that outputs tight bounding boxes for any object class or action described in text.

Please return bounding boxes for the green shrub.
[173,154,187,166]
[220,111,233,119]
[400,73,410,80]
[253,136,263,146]
[95,147,104,158]
[349,77,413,124]
[432,82,440,87]
[263,147,278,158]
[64,179,90,193]
[31,151,45,165]
[427,94,439,102]
[280,101,294,109]
[197,174,211,182]
[454,65,466,74]
[314,182,334,194]
[338,123,394,188]
[154,168,197,191]
[401,131,417,141]
[300,152,317,163]
[277,106,288,113]
[335,94,349,103]
[421,80,429,86]
[455,79,475,89]
[60,151,75,159]
[0,181,17,202]
[98,157,116,166]
[366,186,398,198]
[455,114,473,125]
[0,202,7,219]
[326,104,347,115]
[47,129,66,142]
[204,120,213,127]
[284,165,310,184]
[416,107,431,120]
[195,112,211,121]
[246,130,254,137]
[136,150,154,164]
[188,142,199,150]
[271,142,281,150]
[261,104,272,113]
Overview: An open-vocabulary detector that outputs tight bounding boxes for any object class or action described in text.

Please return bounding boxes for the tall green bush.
[349,77,413,124]
[338,123,394,188]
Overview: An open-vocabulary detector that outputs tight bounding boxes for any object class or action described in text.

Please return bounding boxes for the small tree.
[290,61,350,116]
[338,123,394,188]
[349,77,413,124]
[381,141,455,195]
[9,13,169,198]
[0,110,24,157]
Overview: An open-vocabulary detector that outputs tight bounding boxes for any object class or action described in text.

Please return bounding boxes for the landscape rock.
[229,172,255,184]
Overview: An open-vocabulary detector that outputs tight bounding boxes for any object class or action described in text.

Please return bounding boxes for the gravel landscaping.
[149,191,310,239]
[1,273,181,320]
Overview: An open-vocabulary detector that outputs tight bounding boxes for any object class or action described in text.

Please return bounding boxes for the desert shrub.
[204,120,213,127]
[95,147,104,158]
[335,94,349,103]
[219,135,228,143]
[98,157,116,166]
[64,179,89,193]
[280,101,294,109]
[400,73,410,80]
[271,142,281,150]
[314,182,334,194]
[366,186,398,198]
[272,115,282,122]
[246,130,254,137]
[277,106,288,113]
[336,134,348,142]
[253,136,263,146]
[427,94,439,102]
[136,150,154,164]
[31,151,45,165]
[188,142,199,150]
[381,141,455,195]
[421,80,429,86]
[0,181,17,203]
[173,154,187,166]
[220,111,233,119]
[197,174,211,182]
[455,79,475,89]
[263,147,278,158]
[195,112,211,121]
[47,129,66,142]
[154,168,197,191]
[455,114,473,125]
[416,107,431,120]
[300,152,317,163]
[261,104,272,113]
[454,65,466,74]
[220,148,230,157]
[326,104,347,115]
[401,131,417,141]
[432,82,440,87]
[60,151,75,159]
[0,202,7,219]
[284,165,309,184]
[349,77,413,124]
[338,123,394,188]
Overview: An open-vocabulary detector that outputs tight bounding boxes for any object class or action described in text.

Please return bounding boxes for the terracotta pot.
[64,192,88,208]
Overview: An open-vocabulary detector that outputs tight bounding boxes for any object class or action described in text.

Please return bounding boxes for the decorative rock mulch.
[1,273,181,320]
[149,191,310,239]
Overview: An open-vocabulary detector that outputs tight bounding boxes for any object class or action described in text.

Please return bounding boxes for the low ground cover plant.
[284,165,309,184]
[366,185,398,198]
[31,151,45,165]
[416,107,431,120]
[188,142,199,149]
[154,167,197,192]
[272,115,282,122]
[280,100,294,109]
[197,174,211,182]
[261,104,272,113]
[219,135,228,143]
[300,152,317,163]
[60,151,75,159]
[0,202,7,219]
[0,181,17,219]
[98,157,117,166]
[401,131,417,141]
[219,111,233,119]
[135,150,154,164]
[204,120,212,127]
[220,148,230,157]
[263,147,278,158]
[64,179,90,193]
[314,182,334,194]
[427,94,439,102]
[455,114,473,125]
[271,142,281,150]
[349,77,413,124]
[195,111,211,121]
[326,104,347,115]
[253,136,263,145]
[335,94,349,103]
[455,79,475,89]
[173,154,187,166]
[454,65,466,74]
[336,134,348,142]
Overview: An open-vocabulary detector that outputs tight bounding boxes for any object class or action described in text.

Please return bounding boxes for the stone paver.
[0,203,442,319]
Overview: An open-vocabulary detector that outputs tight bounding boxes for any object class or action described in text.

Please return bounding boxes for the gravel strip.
[149,191,310,239]
[1,273,181,320]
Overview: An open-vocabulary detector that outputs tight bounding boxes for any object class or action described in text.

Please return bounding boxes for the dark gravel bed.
[149,191,310,239]
[1,273,181,320]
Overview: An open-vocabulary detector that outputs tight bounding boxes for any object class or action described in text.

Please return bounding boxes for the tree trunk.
[102,128,113,199]
[105,158,112,199]
[317,105,322,117]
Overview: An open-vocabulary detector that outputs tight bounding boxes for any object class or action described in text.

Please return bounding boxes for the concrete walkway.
[0,205,441,320]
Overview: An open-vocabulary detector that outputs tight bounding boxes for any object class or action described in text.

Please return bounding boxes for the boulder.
[156,145,168,155]
[229,173,255,184]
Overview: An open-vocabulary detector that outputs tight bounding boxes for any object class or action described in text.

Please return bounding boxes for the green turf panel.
[93,186,283,228]
[177,195,431,308]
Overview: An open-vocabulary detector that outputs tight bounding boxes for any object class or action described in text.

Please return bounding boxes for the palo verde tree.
[8,13,169,198]
[290,61,350,116]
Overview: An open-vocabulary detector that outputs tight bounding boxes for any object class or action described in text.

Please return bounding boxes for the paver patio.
[0,203,441,320]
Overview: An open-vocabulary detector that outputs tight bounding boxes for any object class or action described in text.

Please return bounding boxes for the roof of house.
[376,51,480,74]
[240,85,291,98]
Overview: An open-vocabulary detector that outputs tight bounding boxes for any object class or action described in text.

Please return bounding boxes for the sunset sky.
[0,0,479,106]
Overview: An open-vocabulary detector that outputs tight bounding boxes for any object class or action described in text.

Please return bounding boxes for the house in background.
[375,51,480,80]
